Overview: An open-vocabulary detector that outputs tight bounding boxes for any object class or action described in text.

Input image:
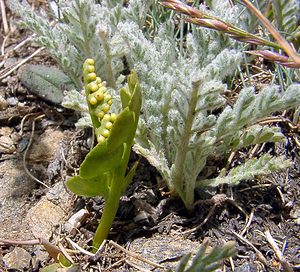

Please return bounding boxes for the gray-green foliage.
[119,3,299,209]
[170,241,236,272]
[271,0,300,35]
[10,0,300,210]
[9,0,152,90]
[9,0,152,125]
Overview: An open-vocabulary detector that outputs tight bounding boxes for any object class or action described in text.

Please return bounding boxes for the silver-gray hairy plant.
[10,0,300,210]
[118,1,299,209]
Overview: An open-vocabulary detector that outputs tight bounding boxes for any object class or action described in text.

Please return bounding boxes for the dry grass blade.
[160,0,206,18]
[160,0,281,49]
[242,0,300,67]
[161,0,300,68]
[246,50,299,68]
[23,114,50,189]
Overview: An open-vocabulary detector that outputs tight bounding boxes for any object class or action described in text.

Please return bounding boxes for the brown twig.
[240,208,254,236]
[0,238,40,246]
[232,231,268,267]
[264,230,293,272]
[58,243,75,264]
[0,47,45,80]
[182,203,217,236]
[182,194,228,236]
[246,50,300,68]
[256,116,299,131]
[0,0,9,34]
[125,259,152,272]
[1,34,10,56]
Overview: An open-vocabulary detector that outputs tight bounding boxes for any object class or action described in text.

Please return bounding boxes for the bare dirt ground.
[0,1,299,271]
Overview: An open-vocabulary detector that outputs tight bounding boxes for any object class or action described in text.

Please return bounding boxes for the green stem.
[92,172,122,251]
[172,80,201,210]
[161,94,172,166]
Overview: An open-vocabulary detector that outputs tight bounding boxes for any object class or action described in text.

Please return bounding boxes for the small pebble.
[6,97,18,106]
[0,135,16,154]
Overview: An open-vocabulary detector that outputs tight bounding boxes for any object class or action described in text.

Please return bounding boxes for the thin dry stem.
[0,0,9,34]
[161,0,281,49]
[0,47,45,80]
[246,50,299,68]
[161,0,300,68]
[242,0,300,66]
[265,230,293,272]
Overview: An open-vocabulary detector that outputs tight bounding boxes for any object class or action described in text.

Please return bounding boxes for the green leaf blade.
[66,174,109,199]
[79,141,124,179]
[107,108,136,150]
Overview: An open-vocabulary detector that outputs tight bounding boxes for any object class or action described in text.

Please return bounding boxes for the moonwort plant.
[66,59,142,250]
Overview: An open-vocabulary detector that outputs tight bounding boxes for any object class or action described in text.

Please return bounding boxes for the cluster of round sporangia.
[94,113,117,143]
[83,59,117,143]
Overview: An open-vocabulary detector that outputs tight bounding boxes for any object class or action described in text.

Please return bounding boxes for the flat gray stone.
[26,197,66,240]
[3,247,31,270]
[129,234,200,271]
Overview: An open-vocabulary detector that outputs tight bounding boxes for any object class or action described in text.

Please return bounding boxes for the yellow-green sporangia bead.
[83,58,119,143]
[102,114,111,121]
[97,111,105,119]
[96,77,101,84]
[101,129,110,138]
[83,60,94,74]
[94,105,105,118]
[99,86,107,93]
[87,72,96,82]
[94,90,104,101]
[97,134,105,143]
[104,94,112,106]
[110,113,117,122]
[87,82,99,92]
[85,58,95,66]
[102,104,110,113]
[88,95,98,105]
[105,121,113,130]
[104,94,112,100]
[86,65,95,73]
[95,126,109,140]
